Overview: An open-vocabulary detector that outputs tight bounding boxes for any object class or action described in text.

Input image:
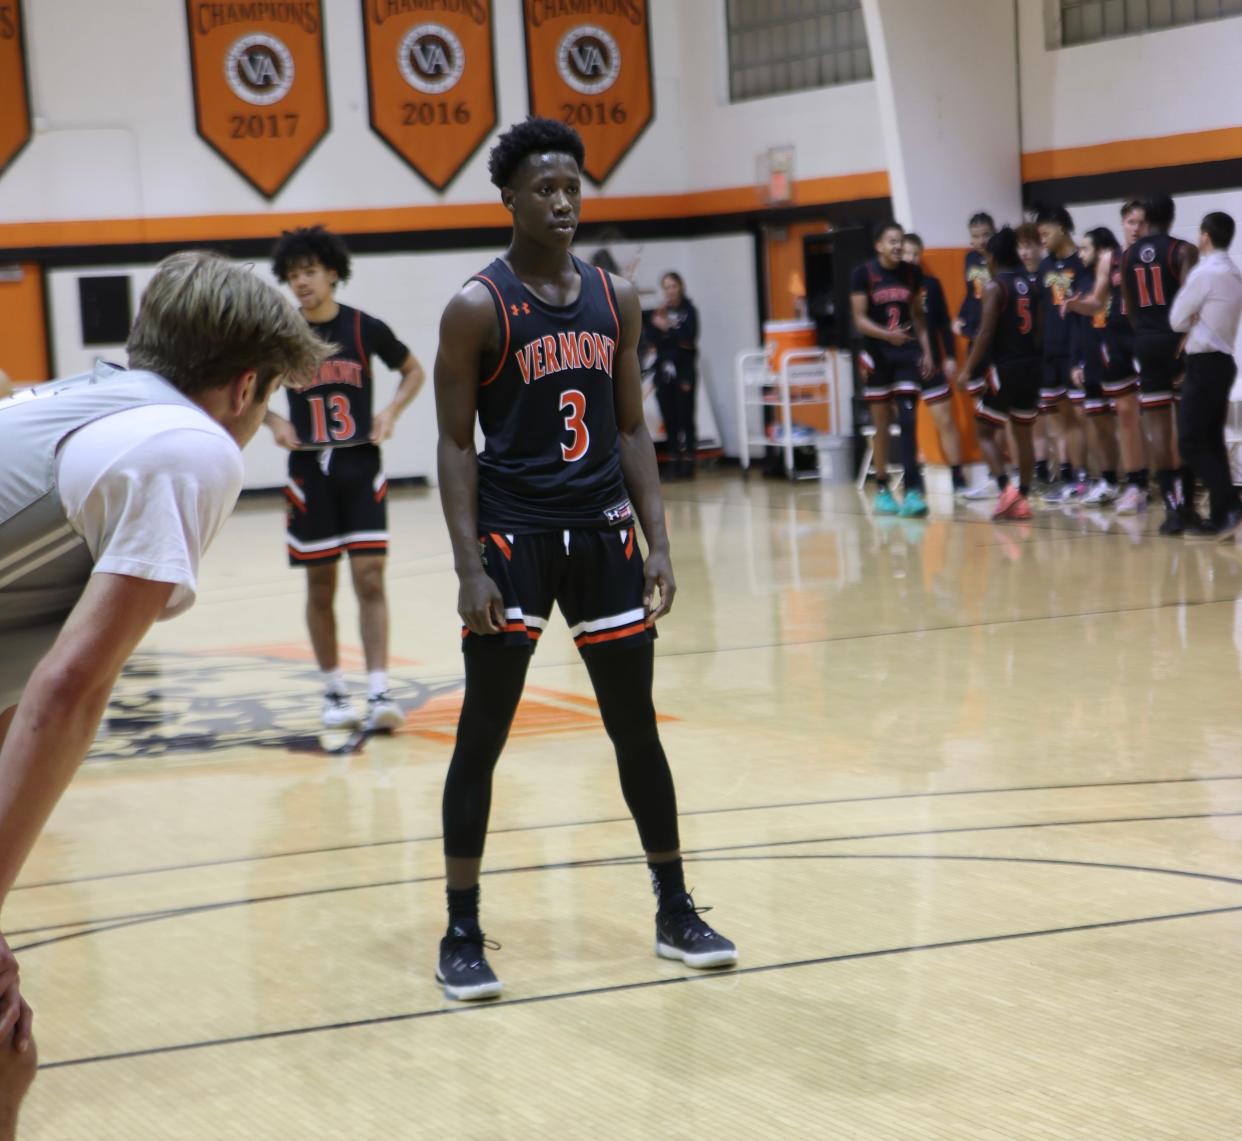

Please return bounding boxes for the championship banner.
[523,0,653,185]
[185,1,329,199]
[0,1,32,177]
[361,0,497,192]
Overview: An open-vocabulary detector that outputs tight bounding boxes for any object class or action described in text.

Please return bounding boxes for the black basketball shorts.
[1101,328,1139,398]
[464,527,655,656]
[858,345,950,404]
[975,359,1040,426]
[285,444,389,565]
[1134,331,1185,410]
[1040,355,1073,410]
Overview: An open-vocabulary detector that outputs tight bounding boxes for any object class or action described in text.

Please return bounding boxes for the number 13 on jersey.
[560,389,589,462]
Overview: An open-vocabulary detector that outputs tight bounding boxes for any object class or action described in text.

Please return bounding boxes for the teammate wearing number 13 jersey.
[266,226,426,731]
[432,118,735,1003]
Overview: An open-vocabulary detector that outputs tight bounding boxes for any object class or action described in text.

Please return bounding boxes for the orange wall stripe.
[0,170,890,253]
[1022,124,1242,183]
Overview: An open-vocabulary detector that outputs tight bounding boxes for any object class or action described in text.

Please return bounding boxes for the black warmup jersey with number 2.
[850,258,923,357]
[471,255,632,532]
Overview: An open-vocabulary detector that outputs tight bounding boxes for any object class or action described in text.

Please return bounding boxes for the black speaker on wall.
[79,276,132,346]
[802,227,870,350]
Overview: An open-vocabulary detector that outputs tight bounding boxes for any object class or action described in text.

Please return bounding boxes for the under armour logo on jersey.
[510,302,531,317]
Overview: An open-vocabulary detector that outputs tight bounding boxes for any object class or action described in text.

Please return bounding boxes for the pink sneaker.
[1009,494,1032,520]
[993,485,1020,519]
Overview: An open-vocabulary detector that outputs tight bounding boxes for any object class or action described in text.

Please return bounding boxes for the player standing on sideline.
[851,221,936,517]
[1013,223,1053,491]
[1067,201,1149,514]
[903,233,968,496]
[0,252,328,1135]
[1170,211,1242,539]
[960,228,1041,521]
[956,214,999,499]
[1035,207,1090,503]
[432,118,736,1001]
[1067,227,1122,505]
[1122,194,1200,534]
[266,227,426,731]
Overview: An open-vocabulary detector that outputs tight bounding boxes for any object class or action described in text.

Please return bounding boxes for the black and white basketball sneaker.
[437,923,503,1001]
[655,893,738,969]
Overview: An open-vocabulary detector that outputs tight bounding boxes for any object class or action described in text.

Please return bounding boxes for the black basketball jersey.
[991,270,1040,364]
[1107,249,1130,332]
[288,304,409,448]
[919,272,954,366]
[471,255,631,532]
[850,258,923,356]
[1037,250,1085,358]
[1122,233,1193,334]
[958,249,991,339]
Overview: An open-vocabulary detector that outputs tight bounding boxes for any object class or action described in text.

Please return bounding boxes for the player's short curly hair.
[488,117,585,189]
[271,225,352,284]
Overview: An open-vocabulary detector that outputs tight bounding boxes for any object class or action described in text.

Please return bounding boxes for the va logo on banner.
[0,1,32,178]
[362,1,497,192]
[524,0,653,185]
[185,1,329,199]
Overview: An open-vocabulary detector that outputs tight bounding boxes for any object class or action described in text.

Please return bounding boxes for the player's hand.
[268,417,300,451]
[887,328,914,347]
[919,351,934,380]
[943,358,958,383]
[643,547,676,625]
[951,318,966,338]
[0,936,32,1055]
[1071,366,1085,388]
[370,407,398,444]
[458,571,505,636]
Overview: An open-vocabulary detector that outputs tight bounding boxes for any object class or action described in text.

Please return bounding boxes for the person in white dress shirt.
[1170,211,1242,539]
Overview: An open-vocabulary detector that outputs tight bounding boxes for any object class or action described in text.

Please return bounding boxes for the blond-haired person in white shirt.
[1170,211,1242,541]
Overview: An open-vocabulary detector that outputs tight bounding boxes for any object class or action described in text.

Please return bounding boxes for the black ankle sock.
[1157,469,1178,510]
[447,885,480,927]
[875,476,889,490]
[1103,470,1117,486]
[950,464,966,489]
[997,473,1010,491]
[1019,483,1031,497]
[1126,470,1144,487]
[1060,462,1073,484]
[1139,467,1150,486]
[648,857,686,909]
[1035,459,1050,482]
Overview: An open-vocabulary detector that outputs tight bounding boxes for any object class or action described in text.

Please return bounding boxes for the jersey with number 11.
[470,254,631,532]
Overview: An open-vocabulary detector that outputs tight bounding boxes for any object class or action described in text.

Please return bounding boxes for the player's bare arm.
[371,351,427,443]
[264,408,301,450]
[435,282,504,635]
[960,281,1002,382]
[1122,249,1140,333]
[612,273,675,624]
[1066,253,1110,316]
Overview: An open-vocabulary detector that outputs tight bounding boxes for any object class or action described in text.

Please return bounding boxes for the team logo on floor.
[399,23,465,94]
[557,25,620,94]
[225,33,295,105]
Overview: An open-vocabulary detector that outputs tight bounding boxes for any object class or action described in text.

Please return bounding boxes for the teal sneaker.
[899,488,929,517]
[874,486,900,515]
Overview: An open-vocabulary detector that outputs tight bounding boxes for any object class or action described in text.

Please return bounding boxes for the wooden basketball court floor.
[13,475,1242,1139]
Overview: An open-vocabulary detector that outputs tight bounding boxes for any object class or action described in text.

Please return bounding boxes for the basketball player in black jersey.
[961,228,1041,520]
[266,227,426,730]
[850,222,935,517]
[1121,194,1200,533]
[1035,207,1090,503]
[903,233,967,495]
[1065,201,1148,514]
[432,119,736,1000]
[1067,227,1121,505]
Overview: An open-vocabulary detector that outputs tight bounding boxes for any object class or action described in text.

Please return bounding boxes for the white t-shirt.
[55,404,245,619]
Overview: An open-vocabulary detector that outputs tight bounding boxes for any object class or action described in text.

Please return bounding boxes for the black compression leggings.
[442,639,680,858]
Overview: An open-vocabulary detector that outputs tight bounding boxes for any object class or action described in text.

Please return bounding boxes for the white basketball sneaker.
[321,691,361,729]
[366,692,404,732]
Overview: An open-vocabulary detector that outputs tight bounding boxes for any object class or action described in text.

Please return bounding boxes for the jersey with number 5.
[992,270,1041,363]
[287,304,409,449]
[470,255,631,532]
